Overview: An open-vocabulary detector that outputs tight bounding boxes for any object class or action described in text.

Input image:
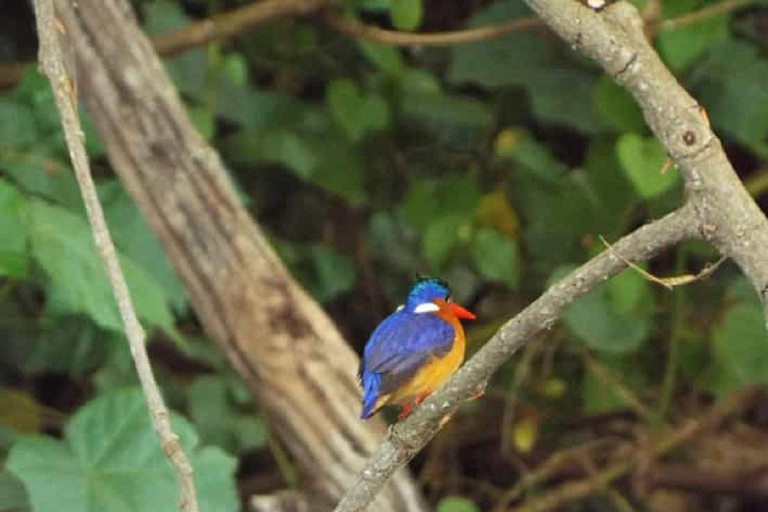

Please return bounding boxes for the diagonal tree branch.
[30,1,199,511]
[334,2,768,510]
[333,203,699,512]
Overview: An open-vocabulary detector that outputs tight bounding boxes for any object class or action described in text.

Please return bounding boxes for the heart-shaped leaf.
[616,133,679,199]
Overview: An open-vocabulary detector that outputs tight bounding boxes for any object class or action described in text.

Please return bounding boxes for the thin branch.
[333,204,698,512]
[659,0,756,31]
[324,13,542,47]
[31,2,199,511]
[153,0,341,57]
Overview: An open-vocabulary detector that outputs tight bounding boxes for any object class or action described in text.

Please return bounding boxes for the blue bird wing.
[361,311,455,397]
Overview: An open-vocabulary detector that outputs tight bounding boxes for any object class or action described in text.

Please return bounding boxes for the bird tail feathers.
[360,371,382,419]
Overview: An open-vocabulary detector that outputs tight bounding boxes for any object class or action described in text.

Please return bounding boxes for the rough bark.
[52,1,425,511]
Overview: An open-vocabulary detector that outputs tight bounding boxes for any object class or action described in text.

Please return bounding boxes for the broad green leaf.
[607,267,651,314]
[187,105,214,141]
[401,93,494,132]
[0,154,82,210]
[448,1,601,132]
[7,388,238,512]
[99,182,187,311]
[358,41,405,75]
[326,79,389,141]
[0,180,29,278]
[423,215,466,271]
[616,133,679,198]
[656,0,728,73]
[437,496,481,512]
[710,303,768,394]
[555,265,651,353]
[24,317,118,376]
[0,470,30,512]
[594,77,646,133]
[27,200,175,333]
[0,101,36,148]
[693,40,768,157]
[189,376,269,454]
[390,0,423,31]
[471,228,520,289]
[401,174,481,231]
[307,246,357,302]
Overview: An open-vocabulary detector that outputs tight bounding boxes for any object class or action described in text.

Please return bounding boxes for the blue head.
[404,277,450,312]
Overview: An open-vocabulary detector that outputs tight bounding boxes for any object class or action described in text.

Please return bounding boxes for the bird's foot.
[468,385,486,401]
[397,404,412,421]
[414,391,431,406]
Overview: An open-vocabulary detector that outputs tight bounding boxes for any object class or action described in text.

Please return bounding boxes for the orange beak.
[448,302,476,320]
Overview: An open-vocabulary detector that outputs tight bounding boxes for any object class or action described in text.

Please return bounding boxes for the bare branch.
[153,0,341,57]
[333,204,698,512]
[524,0,768,316]
[324,14,541,47]
[31,1,199,511]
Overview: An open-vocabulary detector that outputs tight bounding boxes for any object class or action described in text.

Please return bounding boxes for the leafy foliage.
[7,388,238,512]
[1,0,767,510]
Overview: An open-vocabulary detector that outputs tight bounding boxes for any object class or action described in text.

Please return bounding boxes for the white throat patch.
[413,302,440,314]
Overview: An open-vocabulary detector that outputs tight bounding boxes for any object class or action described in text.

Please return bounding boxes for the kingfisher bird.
[359,277,476,420]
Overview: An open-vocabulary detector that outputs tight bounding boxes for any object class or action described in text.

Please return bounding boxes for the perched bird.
[359,277,476,420]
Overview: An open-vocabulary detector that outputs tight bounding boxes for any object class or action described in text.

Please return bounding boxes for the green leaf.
[693,40,768,157]
[656,0,728,73]
[307,246,357,302]
[390,0,423,31]
[24,317,118,376]
[0,180,29,278]
[594,77,646,133]
[99,182,187,311]
[0,101,37,148]
[607,267,651,315]
[422,215,465,271]
[710,303,768,394]
[187,105,214,141]
[326,79,389,141]
[27,200,175,333]
[401,93,494,132]
[358,41,405,75]
[0,153,82,210]
[0,470,30,512]
[7,388,238,512]
[471,228,520,289]
[437,496,481,512]
[616,133,678,199]
[401,174,481,231]
[555,266,651,353]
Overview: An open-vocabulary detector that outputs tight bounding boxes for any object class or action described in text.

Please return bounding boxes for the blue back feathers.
[359,277,455,418]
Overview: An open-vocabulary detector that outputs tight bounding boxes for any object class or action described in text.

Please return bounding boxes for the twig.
[31,2,199,511]
[598,235,727,290]
[153,0,341,57]
[659,0,756,31]
[332,204,697,512]
[507,385,762,512]
[324,13,541,47]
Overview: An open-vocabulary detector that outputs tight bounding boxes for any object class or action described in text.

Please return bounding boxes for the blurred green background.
[1,0,768,511]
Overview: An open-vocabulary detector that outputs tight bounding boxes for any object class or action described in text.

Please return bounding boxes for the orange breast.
[386,305,466,404]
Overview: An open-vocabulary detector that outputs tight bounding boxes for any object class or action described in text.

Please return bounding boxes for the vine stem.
[31,1,200,511]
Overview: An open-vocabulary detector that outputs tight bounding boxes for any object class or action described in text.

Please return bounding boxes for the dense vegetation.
[1,0,768,511]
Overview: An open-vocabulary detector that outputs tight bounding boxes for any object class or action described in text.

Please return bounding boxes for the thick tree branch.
[524,0,768,317]
[333,204,699,512]
[31,1,199,511]
[53,0,427,510]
